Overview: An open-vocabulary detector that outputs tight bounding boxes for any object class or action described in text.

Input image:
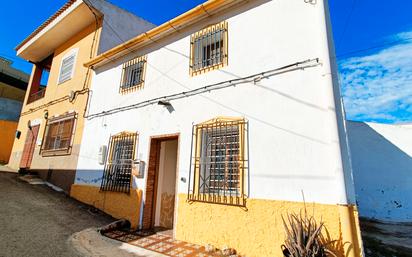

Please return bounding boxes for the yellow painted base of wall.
[176,194,362,257]
[0,120,18,164]
[70,184,142,228]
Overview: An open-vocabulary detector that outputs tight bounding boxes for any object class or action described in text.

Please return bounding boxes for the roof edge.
[15,0,79,51]
[84,0,244,68]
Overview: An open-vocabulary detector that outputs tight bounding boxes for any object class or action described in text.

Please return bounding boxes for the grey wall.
[91,0,156,54]
[347,121,412,222]
[0,98,23,121]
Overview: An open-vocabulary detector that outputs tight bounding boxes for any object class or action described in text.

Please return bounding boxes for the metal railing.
[100,160,133,194]
[27,88,46,104]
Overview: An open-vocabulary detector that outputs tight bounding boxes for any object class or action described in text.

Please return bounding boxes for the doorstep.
[0,165,17,173]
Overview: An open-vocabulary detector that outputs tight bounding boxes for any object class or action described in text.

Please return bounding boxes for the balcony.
[27,88,46,104]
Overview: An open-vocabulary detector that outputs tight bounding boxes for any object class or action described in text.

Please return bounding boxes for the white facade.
[347,121,412,222]
[75,0,354,213]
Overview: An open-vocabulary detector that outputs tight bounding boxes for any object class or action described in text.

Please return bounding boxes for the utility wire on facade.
[85,58,321,119]
[21,0,101,118]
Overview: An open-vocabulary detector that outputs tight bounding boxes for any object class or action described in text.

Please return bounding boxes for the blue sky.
[1,0,411,123]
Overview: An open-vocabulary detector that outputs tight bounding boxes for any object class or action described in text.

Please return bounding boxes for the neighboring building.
[8,0,155,192]
[0,57,29,163]
[347,121,412,222]
[72,1,363,257]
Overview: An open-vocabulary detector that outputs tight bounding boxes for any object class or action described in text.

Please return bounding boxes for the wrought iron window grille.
[188,118,249,207]
[190,21,228,76]
[100,132,138,194]
[120,56,147,94]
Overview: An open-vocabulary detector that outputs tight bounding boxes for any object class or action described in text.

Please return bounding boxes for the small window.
[41,113,76,156]
[100,132,138,193]
[120,56,147,93]
[190,21,228,76]
[188,117,248,206]
[58,49,78,84]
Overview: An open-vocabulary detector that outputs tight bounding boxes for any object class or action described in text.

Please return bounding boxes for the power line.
[336,0,358,50]
[336,36,412,58]
[85,58,321,119]
[21,0,100,117]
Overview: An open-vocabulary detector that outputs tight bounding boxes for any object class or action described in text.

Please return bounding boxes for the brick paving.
[104,229,237,257]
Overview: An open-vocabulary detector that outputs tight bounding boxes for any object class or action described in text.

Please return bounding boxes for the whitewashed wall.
[347,121,412,222]
[75,0,354,206]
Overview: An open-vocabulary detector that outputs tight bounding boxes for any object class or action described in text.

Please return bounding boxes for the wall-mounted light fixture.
[158,100,175,113]
[44,110,49,120]
[157,100,172,107]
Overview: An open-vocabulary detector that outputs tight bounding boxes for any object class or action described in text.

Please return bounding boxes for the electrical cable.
[336,36,412,58]
[336,0,358,50]
[85,58,321,119]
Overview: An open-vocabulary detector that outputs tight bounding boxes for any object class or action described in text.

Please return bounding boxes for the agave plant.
[281,210,337,257]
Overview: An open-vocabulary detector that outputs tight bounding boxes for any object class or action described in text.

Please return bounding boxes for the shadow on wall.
[347,121,412,222]
[32,169,77,193]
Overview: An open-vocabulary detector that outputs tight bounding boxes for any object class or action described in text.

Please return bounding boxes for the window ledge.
[120,82,144,94]
[41,148,72,157]
[190,62,226,77]
[187,193,246,207]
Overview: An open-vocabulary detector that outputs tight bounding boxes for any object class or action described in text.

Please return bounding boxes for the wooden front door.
[142,139,161,229]
[20,125,40,169]
[142,135,179,230]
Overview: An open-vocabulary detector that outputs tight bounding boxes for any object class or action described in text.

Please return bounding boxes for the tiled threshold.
[103,229,239,257]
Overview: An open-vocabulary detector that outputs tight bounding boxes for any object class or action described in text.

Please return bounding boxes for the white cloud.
[339,31,412,123]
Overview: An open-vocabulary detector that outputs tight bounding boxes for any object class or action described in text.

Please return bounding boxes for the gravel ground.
[0,171,115,257]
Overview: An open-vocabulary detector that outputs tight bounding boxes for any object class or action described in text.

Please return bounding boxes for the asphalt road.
[0,171,114,257]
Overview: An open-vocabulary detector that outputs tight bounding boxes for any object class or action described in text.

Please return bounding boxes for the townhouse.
[8,0,154,192]
[71,0,364,256]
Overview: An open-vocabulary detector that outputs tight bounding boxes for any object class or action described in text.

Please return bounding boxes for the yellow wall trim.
[70,184,142,228]
[176,194,363,257]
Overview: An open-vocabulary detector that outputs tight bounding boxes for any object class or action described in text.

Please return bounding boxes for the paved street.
[1,170,412,257]
[0,171,114,257]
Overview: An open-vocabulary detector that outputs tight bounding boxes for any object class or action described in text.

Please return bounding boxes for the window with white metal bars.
[100,132,138,193]
[58,50,77,84]
[120,56,147,93]
[41,113,76,156]
[190,21,228,75]
[188,118,248,206]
